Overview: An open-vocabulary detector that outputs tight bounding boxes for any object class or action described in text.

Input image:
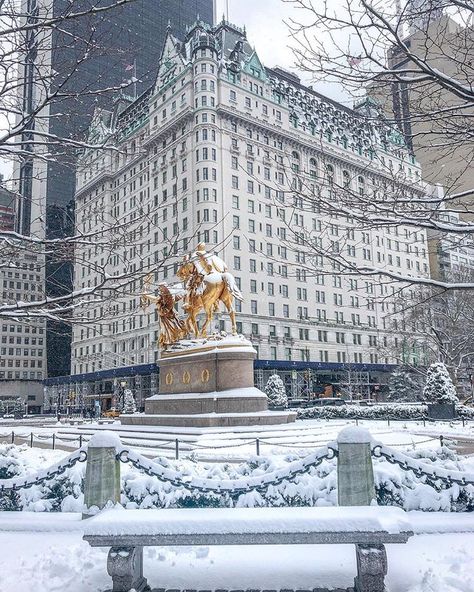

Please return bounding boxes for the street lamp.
[118,380,127,411]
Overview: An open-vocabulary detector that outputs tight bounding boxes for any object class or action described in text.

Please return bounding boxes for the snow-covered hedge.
[296,404,474,421]
[0,444,83,512]
[2,441,474,512]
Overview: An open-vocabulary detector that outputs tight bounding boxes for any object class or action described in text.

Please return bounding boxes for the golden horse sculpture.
[176,250,243,338]
[141,245,243,349]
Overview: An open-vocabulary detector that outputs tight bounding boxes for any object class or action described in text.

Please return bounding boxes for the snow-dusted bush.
[13,397,24,418]
[297,403,474,421]
[265,374,287,407]
[388,368,423,402]
[0,444,84,512]
[122,389,136,414]
[0,444,25,510]
[423,362,459,404]
[297,403,428,421]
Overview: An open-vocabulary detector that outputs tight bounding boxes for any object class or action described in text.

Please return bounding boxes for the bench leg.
[107,546,149,592]
[354,543,387,592]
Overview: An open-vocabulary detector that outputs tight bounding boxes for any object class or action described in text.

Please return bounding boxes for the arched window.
[309,157,317,179]
[326,163,334,184]
[342,170,350,189]
[358,175,365,195]
[291,150,300,173]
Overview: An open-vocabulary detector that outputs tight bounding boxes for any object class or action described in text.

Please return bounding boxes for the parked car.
[103,408,120,419]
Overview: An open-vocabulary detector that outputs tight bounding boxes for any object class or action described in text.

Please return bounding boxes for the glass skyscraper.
[17,0,214,377]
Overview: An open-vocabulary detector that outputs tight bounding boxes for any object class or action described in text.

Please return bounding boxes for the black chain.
[117,447,337,495]
[372,445,474,487]
[0,450,88,493]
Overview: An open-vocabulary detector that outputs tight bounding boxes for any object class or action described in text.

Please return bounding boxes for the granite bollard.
[83,431,122,519]
[337,426,376,506]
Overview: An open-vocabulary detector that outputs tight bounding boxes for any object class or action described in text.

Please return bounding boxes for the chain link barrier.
[117,444,337,495]
[372,443,474,487]
[0,448,88,493]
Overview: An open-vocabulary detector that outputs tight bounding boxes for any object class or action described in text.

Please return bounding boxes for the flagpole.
[133,59,137,99]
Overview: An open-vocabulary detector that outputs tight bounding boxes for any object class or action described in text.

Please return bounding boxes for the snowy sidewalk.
[1,512,474,592]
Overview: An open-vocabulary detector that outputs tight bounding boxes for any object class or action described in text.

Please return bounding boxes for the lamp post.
[117,380,127,412]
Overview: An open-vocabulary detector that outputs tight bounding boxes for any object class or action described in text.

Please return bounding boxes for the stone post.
[83,431,122,519]
[337,426,375,506]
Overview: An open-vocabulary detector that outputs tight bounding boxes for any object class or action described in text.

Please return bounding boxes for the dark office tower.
[16,0,214,378]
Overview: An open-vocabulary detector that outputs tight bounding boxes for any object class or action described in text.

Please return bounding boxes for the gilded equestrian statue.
[177,243,243,338]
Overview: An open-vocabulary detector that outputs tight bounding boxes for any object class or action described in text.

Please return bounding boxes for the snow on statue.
[423,362,459,404]
[122,389,137,414]
[265,374,288,407]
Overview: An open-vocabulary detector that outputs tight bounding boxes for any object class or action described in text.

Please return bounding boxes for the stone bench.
[83,506,413,592]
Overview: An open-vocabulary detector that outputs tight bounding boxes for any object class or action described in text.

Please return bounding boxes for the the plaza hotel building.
[45,19,431,409]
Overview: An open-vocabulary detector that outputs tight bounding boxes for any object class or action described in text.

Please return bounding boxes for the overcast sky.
[215,0,299,76]
[215,0,348,104]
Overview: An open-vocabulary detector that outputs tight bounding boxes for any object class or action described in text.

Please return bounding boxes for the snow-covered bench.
[83,505,413,592]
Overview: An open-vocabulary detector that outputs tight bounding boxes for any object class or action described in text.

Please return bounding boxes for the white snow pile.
[88,431,122,450]
[83,505,412,537]
[337,426,372,443]
[2,441,474,512]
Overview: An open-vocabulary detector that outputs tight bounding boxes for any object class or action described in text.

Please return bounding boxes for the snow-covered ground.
[2,417,471,460]
[3,421,474,591]
[0,511,474,592]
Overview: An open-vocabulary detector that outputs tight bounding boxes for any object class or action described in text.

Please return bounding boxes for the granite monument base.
[121,335,296,427]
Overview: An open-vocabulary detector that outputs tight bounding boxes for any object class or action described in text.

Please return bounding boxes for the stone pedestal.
[157,349,256,395]
[121,336,296,427]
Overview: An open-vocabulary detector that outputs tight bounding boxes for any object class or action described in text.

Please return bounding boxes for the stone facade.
[72,19,431,377]
[157,349,256,394]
